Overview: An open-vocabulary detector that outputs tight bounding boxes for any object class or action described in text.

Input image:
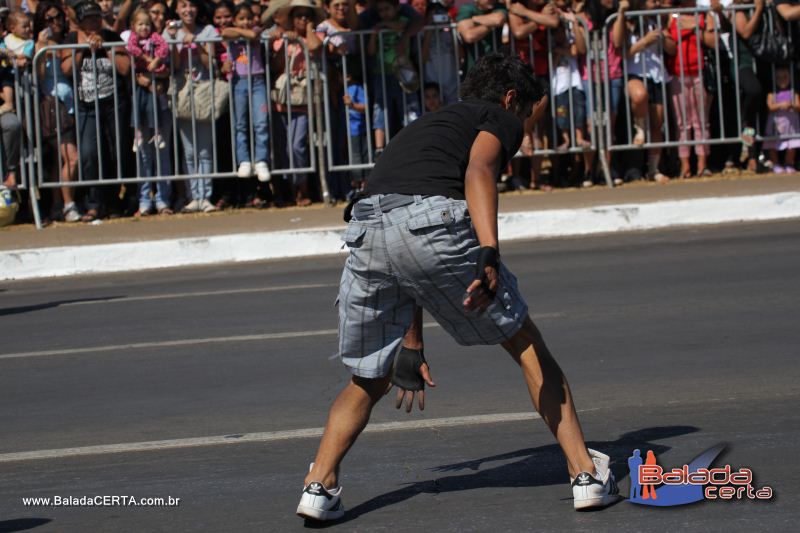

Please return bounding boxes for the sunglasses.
[149,9,166,15]
[293,10,314,19]
[45,14,64,22]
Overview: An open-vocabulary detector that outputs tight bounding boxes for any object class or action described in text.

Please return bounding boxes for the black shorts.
[629,75,665,105]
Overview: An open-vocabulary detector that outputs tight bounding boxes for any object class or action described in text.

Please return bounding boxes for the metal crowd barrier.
[320,18,597,177]
[602,4,799,153]
[27,35,318,227]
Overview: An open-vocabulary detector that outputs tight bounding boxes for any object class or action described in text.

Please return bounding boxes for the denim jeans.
[233,76,269,165]
[276,113,309,186]
[177,118,212,201]
[78,100,118,213]
[136,119,173,210]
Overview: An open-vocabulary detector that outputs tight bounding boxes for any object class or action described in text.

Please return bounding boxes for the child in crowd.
[763,66,800,174]
[551,10,587,151]
[343,58,367,194]
[665,0,719,178]
[423,82,441,113]
[2,10,34,72]
[126,7,169,152]
[624,0,669,182]
[223,1,271,182]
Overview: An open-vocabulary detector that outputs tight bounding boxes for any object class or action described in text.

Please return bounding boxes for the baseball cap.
[74,0,102,21]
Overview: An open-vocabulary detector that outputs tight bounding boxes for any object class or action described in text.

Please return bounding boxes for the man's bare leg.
[502,316,595,479]
[305,375,391,489]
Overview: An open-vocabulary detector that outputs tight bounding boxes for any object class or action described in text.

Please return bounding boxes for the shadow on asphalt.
[303,425,698,527]
[0,296,124,316]
[0,519,52,533]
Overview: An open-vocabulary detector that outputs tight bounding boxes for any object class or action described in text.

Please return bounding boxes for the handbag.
[169,74,230,121]
[39,95,74,140]
[748,4,794,64]
[271,49,309,106]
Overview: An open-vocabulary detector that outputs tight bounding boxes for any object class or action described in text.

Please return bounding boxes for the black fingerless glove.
[390,347,427,391]
[475,246,499,300]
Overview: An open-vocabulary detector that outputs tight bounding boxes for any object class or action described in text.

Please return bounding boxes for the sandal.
[696,168,712,178]
[296,197,312,207]
[81,209,98,222]
[157,207,173,215]
[653,172,670,184]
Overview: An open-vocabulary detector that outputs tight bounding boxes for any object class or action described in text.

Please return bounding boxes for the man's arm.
[463,131,502,311]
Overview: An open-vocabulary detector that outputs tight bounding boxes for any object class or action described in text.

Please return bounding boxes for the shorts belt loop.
[413,194,423,204]
[371,194,383,217]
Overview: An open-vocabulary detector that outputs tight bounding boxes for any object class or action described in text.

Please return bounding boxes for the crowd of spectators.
[0,0,798,226]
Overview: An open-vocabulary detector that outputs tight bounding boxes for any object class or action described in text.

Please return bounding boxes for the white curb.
[2,192,799,280]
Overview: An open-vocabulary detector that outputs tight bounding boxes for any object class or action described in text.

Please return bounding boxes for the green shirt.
[456,4,507,72]
[377,16,409,69]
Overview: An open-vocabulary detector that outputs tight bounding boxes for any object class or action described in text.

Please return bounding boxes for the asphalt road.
[1,221,798,532]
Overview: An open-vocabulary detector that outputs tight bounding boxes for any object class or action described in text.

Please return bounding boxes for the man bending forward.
[296,53,618,521]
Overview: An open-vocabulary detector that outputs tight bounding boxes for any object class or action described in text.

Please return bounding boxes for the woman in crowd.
[165,0,219,212]
[34,0,80,221]
[272,0,322,206]
[508,0,559,189]
[621,0,670,182]
[317,0,359,202]
[664,0,720,178]
[62,0,131,221]
[732,0,763,172]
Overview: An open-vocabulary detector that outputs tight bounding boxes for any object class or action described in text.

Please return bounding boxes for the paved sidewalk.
[1,172,799,280]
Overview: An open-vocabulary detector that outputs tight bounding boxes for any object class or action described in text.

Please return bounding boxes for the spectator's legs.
[691,75,711,174]
[251,78,270,165]
[59,140,78,208]
[136,126,156,213]
[0,112,21,188]
[77,107,104,217]
[178,119,214,203]
[738,67,761,170]
[670,77,692,177]
[648,99,665,180]
[288,113,310,206]
[628,78,648,145]
[233,77,251,165]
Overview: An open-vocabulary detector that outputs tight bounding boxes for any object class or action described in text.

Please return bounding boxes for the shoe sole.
[296,503,345,521]
[574,493,620,510]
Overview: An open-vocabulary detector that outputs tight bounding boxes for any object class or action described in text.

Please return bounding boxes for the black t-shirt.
[65,29,126,107]
[364,99,523,200]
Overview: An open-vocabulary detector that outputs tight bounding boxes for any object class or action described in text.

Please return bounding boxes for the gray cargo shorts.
[337,194,528,378]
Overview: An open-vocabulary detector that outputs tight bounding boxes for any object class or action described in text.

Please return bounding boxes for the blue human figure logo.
[628,449,643,500]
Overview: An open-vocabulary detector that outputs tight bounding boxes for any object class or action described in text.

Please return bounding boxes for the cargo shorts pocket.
[406,207,456,233]
[342,223,367,248]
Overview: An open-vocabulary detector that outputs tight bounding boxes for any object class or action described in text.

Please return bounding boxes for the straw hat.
[287,0,326,26]
[261,0,291,26]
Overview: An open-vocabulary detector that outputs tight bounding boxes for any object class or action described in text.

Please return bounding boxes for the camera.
[428,0,450,25]
[167,20,183,30]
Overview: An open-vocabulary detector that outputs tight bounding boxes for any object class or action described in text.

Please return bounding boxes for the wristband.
[390,347,427,391]
[475,246,499,300]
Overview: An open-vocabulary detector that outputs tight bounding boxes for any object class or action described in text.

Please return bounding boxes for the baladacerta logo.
[627,444,773,506]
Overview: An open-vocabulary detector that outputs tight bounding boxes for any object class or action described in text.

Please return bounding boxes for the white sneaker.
[296,481,345,521]
[182,199,200,213]
[237,162,252,178]
[571,448,620,510]
[255,161,271,182]
[200,199,217,213]
[63,203,81,223]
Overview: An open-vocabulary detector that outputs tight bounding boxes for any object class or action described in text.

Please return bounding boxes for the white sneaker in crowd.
[571,448,620,511]
[63,203,81,223]
[255,161,271,182]
[200,199,217,213]
[182,199,200,213]
[237,162,252,178]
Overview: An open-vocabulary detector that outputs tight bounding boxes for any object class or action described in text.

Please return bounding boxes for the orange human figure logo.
[642,450,658,500]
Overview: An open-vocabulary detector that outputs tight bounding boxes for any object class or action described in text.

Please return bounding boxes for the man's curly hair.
[459,52,545,112]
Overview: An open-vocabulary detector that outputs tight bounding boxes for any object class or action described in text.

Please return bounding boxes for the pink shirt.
[580,17,622,81]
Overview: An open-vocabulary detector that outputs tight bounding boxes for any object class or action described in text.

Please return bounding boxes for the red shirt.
[668,13,705,76]
[514,25,549,77]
